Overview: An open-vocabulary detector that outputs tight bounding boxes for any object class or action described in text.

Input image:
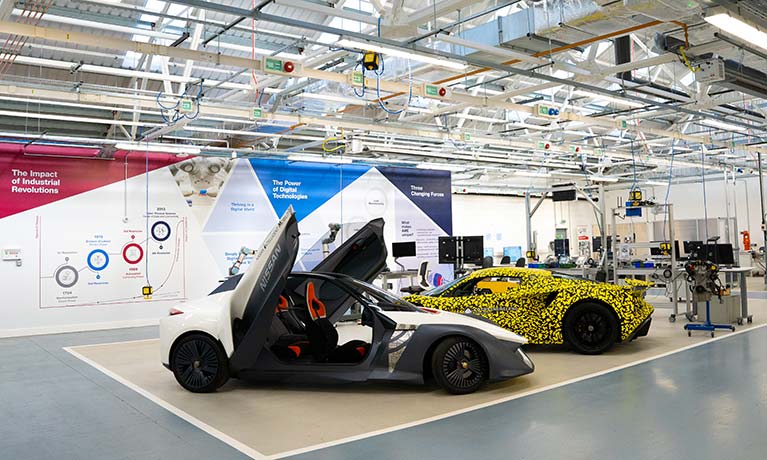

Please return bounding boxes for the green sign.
[252,107,263,119]
[352,71,364,85]
[425,85,439,97]
[265,57,283,72]
[180,99,193,112]
[537,141,546,149]
[463,132,471,142]
[620,120,628,129]
[537,105,549,116]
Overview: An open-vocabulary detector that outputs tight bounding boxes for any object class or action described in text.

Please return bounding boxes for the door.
[228,207,301,372]
[312,218,387,284]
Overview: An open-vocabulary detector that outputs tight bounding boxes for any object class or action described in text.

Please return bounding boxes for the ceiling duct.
[614,35,632,81]
[659,35,767,100]
[449,1,602,58]
[622,0,702,21]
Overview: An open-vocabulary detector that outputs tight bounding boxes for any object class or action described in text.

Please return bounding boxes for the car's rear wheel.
[564,302,619,355]
[171,333,229,393]
[431,337,487,395]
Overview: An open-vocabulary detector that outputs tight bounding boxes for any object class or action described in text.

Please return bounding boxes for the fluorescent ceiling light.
[286,154,352,164]
[590,175,619,183]
[700,119,747,132]
[416,163,467,172]
[645,180,667,186]
[705,7,767,52]
[572,90,645,108]
[336,38,467,70]
[115,142,201,155]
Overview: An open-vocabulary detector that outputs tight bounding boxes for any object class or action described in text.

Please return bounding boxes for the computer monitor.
[716,243,735,265]
[503,246,523,260]
[437,236,485,265]
[702,243,735,265]
[463,236,485,264]
[438,236,457,264]
[592,236,602,253]
[392,241,416,258]
[554,239,570,257]
[683,240,703,254]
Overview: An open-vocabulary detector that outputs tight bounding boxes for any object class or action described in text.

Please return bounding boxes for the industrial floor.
[3,295,767,460]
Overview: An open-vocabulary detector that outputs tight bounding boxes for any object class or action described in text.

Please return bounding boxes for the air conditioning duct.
[449,1,602,58]
[660,35,767,100]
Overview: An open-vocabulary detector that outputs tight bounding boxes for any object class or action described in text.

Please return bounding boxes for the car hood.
[228,207,300,372]
[312,218,387,283]
[383,309,528,344]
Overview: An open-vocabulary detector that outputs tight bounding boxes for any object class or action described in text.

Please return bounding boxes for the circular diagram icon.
[151,221,171,242]
[122,243,144,264]
[55,265,79,288]
[87,249,110,271]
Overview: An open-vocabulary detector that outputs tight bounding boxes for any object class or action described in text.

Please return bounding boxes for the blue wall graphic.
[202,158,453,278]
[249,159,369,220]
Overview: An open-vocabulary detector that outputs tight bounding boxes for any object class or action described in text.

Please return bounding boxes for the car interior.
[268,276,373,364]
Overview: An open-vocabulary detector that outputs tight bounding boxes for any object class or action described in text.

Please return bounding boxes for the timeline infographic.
[39,209,187,308]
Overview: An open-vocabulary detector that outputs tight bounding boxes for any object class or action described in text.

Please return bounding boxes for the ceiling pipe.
[1,21,765,159]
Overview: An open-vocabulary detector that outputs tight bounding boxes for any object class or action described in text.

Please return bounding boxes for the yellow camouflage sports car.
[405,267,654,355]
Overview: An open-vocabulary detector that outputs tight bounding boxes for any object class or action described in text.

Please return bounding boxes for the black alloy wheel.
[564,302,619,355]
[432,337,487,394]
[171,333,229,393]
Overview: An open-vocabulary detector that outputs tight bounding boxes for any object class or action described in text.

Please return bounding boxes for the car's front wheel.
[431,336,488,394]
[564,302,619,355]
[171,333,229,393]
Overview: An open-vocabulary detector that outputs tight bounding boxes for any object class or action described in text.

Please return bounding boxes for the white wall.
[605,175,764,249]
[451,193,601,259]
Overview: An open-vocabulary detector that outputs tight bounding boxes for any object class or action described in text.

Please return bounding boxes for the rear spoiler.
[623,279,653,298]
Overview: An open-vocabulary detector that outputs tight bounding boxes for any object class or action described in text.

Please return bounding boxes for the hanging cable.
[251,0,260,106]
[662,145,676,242]
[156,79,203,124]
[144,140,150,286]
[322,128,346,153]
[375,55,412,115]
[679,46,698,73]
[701,146,709,243]
[629,139,638,192]
[352,62,366,98]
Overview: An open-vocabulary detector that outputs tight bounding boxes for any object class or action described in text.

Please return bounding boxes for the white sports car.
[160,208,534,394]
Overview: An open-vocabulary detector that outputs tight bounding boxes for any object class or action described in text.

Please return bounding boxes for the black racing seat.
[275,295,305,334]
[305,281,369,363]
[270,295,310,361]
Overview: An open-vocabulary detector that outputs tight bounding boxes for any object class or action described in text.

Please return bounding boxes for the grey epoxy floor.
[284,325,767,460]
[2,325,767,460]
[0,327,249,460]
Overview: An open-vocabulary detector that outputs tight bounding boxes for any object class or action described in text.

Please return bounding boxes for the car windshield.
[341,278,420,312]
[421,273,470,296]
[550,272,590,282]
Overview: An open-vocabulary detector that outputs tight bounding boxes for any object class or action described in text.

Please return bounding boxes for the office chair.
[500,256,511,265]
[400,261,430,294]
[482,256,494,268]
[515,257,526,267]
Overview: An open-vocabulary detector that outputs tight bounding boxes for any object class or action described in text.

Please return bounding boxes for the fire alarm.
[283,61,295,73]
[438,87,447,97]
[544,143,551,150]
